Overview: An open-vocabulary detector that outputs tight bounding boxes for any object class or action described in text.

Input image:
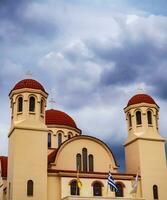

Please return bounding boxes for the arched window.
[40,99,44,114]
[88,154,94,172]
[58,133,62,147]
[27,180,33,196]
[128,113,132,127]
[68,133,72,139]
[48,133,51,148]
[136,111,142,125]
[147,110,152,125]
[76,154,81,171]
[115,183,124,197]
[93,182,102,196]
[82,148,87,172]
[70,180,80,195]
[18,96,23,112]
[29,96,35,112]
[153,185,158,199]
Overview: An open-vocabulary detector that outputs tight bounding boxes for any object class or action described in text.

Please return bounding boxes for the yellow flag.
[77,167,82,189]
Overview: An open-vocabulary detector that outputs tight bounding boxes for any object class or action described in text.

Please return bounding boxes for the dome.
[127,93,157,107]
[45,109,77,129]
[10,78,47,94]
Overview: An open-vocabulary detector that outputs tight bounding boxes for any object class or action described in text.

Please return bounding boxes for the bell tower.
[7,78,48,200]
[124,93,167,200]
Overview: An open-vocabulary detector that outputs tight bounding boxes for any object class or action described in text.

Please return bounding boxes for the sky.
[0,0,167,172]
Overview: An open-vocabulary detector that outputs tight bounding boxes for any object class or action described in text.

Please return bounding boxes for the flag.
[108,171,118,192]
[76,167,82,189]
[130,173,139,194]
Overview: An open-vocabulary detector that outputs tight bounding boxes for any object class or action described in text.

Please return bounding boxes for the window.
[153,185,158,199]
[29,96,35,112]
[82,148,87,172]
[18,96,23,112]
[147,110,152,125]
[68,133,71,139]
[128,113,132,127]
[136,111,142,125]
[76,154,81,171]
[70,180,80,195]
[88,154,94,172]
[115,183,124,197]
[93,182,102,196]
[58,133,62,147]
[40,99,44,114]
[48,133,51,148]
[27,180,33,196]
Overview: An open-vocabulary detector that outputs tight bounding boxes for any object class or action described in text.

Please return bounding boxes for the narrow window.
[70,180,80,195]
[18,97,23,112]
[93,182,102,196]
[76,154,81,171]
[147,111,152,125]
[89,154,94,172]
[82,148,87,172]
[29,96,35,112]
[115,183,124,197]
[128,113,132,127]
[48,133,51,148]
[40,99,44,114]
[153,185,158,199]
[136,111,142,125]
[58,133,62,147]
[68,134,71,139]
[27,180,33,196]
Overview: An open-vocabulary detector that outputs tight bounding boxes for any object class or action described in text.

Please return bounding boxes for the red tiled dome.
[45,109,77,129]
[127,93,156,106]
[11,79,46,93]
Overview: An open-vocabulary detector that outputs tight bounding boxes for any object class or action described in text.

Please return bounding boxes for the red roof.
[0,156,8,178]
[48,149,57,164]
[10,79,46,94]
[127,93,156,106]
[45,109,77,129]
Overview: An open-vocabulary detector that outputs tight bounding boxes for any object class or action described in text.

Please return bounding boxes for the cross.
[25,70,33,79]
[49,97,56,109]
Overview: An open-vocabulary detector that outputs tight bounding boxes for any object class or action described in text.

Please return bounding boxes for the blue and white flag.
[108,171,118,192]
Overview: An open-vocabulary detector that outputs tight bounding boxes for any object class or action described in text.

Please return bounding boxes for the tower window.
[48,132,51,148]
[27,180,33,196]
[115,182,124,197]
[18,96,23,112]
[92,181,102,196]
[128,113,132,127]
[147,110,152,125]
[76,153,81,171]
[70,180,80,195]
[40,99,44,114]
[58,133,62,147]
[82,148,87,172]
[136,111,142,125]
[153,185,158,199]
[88,154,94,172]
[29,96,35,112]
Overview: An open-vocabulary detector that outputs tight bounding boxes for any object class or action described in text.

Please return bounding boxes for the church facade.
[0,78,167,200]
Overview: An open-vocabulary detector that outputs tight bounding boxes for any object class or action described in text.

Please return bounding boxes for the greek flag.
[108,171,118,192]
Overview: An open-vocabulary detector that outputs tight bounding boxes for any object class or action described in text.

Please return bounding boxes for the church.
[0,78,167,200]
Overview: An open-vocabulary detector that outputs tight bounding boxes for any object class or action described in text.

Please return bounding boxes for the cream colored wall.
[60,177,141,199]
[138,139,167,200]
[125,140,140,174]
[47,176,61,200]
[52,136,117,172]
[47,127,80,149]
[8,128,48,200]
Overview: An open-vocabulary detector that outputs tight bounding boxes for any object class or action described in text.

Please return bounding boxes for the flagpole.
[106,164,111,196]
